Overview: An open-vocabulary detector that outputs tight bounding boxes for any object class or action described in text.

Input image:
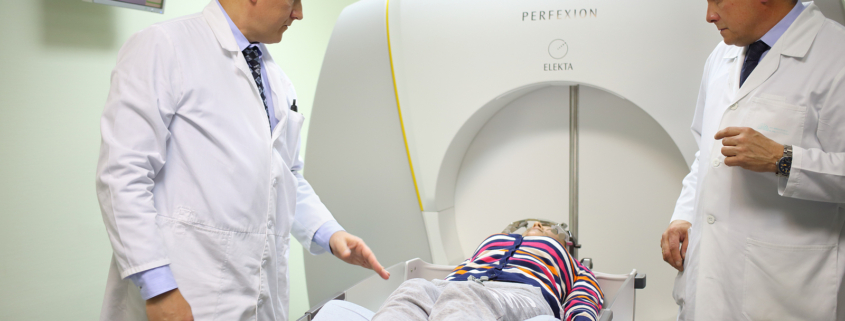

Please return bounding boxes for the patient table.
[297,258,646,321]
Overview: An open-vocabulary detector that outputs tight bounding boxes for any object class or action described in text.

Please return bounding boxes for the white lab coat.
[671,4,845,320]
[96,2,335,320]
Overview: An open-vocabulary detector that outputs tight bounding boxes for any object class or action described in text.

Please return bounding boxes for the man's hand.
[330,231,390,280]
[715,127,783,173]
[146,288,193,321]
[661,220,692,271]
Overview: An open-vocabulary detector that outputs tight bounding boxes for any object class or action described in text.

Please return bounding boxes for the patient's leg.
[428,280,554,321]
[312,300,375,321]
[371,278,444,321]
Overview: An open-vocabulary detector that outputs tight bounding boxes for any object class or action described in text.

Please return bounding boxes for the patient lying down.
[369,221,604,321]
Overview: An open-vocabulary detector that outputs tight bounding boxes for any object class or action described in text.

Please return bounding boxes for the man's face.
[706,0,766,46]
[251,0,302,44]
[522,221,564,243]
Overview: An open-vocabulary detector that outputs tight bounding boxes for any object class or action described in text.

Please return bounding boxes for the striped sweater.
[445,234,603,321]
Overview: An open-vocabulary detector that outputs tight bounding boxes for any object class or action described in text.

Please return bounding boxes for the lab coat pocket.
[286,111,304,146]
[156,214,232,320]
[745,96,806,146]
[281,111,305,164]
[742,238,836,321]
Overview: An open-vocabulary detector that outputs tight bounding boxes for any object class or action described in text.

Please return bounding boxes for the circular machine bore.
[453,85,689,320]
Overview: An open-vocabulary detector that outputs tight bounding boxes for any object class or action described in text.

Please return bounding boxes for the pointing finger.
[356,243,390,280]
[366,250,389,280]
[714,127,742,140]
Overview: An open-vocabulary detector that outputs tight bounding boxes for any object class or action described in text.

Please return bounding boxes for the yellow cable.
[386,0,424,212]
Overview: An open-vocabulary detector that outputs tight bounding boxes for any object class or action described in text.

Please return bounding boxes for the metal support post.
[569,85,580,258]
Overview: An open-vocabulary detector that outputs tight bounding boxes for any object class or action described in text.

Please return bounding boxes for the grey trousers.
[371,279,556,321]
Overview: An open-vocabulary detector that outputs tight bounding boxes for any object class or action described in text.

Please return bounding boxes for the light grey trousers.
[371,278,556,321]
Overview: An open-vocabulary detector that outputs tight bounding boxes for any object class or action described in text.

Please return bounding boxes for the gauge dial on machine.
[548,39,569,59]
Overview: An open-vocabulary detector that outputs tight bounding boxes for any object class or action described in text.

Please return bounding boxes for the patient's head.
[522,221,565,244]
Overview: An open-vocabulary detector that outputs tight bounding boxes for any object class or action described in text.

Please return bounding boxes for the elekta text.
[544,63,573,71]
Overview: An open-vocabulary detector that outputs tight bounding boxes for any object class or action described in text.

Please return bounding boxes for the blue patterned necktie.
[739,40,771,88]
[242,45,272,131]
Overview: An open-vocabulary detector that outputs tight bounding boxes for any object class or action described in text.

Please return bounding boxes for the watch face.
[778,157,792,176]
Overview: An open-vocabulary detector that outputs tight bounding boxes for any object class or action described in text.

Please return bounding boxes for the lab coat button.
[712,159,721,168]
[272,178,278,187]
[258,299,263,305]
[267,221,273,229]
[707,215,716,224]
[262,259,267,266]
[729,103,738,110]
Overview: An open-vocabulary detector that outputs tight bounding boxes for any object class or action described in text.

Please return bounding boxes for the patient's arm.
[561,259,603,321]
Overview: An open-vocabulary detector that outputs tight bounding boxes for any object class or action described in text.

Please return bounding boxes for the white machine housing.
[302,0,845,319]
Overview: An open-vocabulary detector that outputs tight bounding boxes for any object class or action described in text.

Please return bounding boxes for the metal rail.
[569,85,580,258]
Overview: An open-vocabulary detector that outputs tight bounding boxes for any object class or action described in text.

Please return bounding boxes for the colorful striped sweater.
[445,234,603,321]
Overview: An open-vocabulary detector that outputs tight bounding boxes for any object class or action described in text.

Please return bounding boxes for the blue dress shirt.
[126,0,344,300]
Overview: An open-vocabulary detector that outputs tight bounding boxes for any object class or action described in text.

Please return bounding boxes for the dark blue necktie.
[242,45,271,131]
[739,40,771,88]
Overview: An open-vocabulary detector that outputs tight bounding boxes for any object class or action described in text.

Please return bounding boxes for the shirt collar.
[759,1,805,47]
[216,0,257,52]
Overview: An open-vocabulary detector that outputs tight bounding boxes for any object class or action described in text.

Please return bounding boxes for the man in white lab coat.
[96,0,390,320]
[660,0,845,319]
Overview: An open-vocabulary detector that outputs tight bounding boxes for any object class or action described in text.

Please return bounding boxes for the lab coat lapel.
[714,46,742,117]
[202,1,239,53]
[731,44,781,105]
[203,1,274,135]
[730,3,824,105]
[779,3,824,58]
[260,44,289,142]
[234,60,258,104]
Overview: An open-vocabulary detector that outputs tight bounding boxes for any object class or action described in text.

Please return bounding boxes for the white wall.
[0,0,355,319]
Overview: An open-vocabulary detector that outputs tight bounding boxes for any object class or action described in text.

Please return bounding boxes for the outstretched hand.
[715,127,783,173]
[329,231,390,280]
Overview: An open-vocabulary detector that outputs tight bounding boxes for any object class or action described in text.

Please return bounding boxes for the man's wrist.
[328,230,349,254]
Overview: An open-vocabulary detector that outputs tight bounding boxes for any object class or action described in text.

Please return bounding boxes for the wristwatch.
[776,145,793,177]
